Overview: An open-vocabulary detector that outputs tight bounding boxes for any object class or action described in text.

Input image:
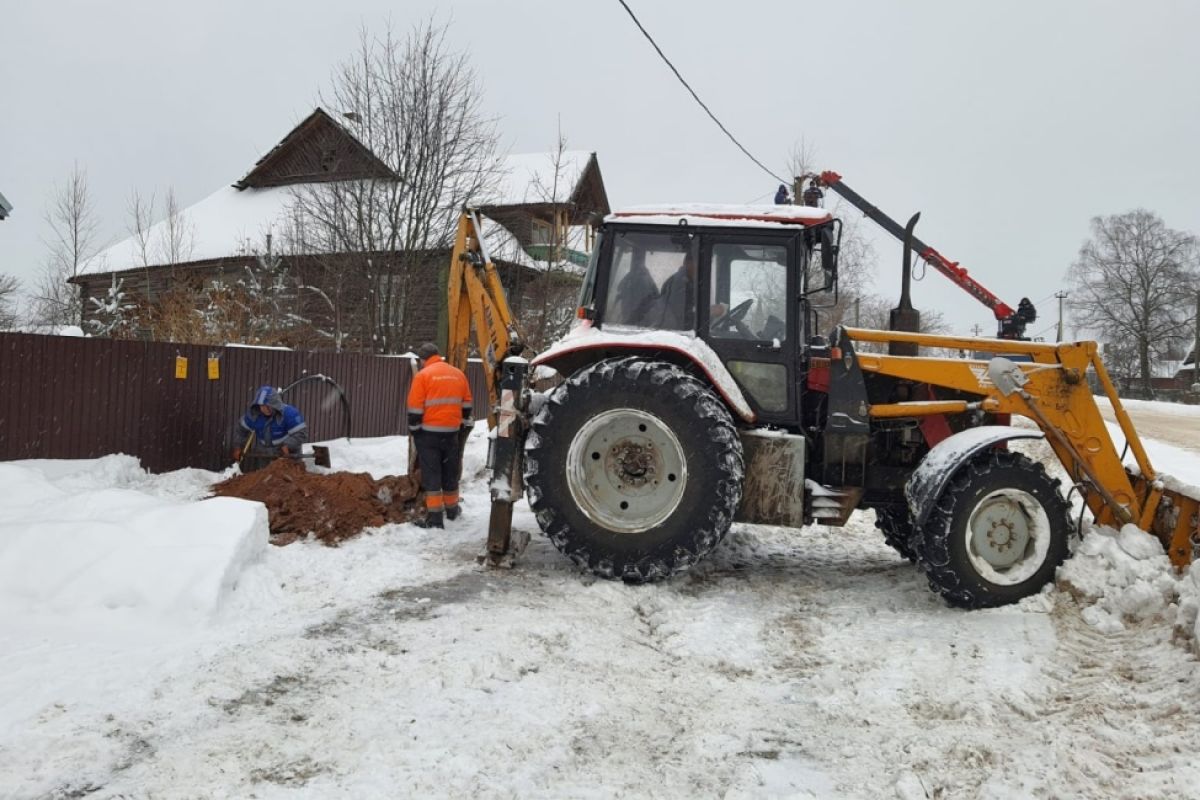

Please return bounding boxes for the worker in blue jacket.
[232,385,309,464]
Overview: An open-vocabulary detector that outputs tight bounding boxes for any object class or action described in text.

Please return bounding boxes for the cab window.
[708,243,788,342]
[604,230,697,331]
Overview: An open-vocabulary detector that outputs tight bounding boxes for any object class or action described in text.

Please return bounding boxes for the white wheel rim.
[964,488,1051,586]
[565,408,687,534]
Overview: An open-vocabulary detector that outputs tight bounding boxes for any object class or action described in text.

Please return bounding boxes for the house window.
[320,147,340,172]
[531,218,553,245]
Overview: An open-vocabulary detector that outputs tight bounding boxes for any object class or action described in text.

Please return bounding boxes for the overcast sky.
[2,0,1198,336]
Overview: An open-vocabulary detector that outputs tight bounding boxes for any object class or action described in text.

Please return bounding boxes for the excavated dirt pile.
[212,458,422,546]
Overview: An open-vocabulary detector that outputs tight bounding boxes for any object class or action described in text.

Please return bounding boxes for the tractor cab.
[574,204,841,425]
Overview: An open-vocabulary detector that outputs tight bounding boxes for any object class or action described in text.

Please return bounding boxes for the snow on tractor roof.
[608,203,832,229]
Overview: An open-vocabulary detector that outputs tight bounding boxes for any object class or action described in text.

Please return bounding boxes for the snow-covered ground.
[2,411,1200,799]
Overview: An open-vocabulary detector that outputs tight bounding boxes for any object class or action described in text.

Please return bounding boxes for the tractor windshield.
[604,230,698,331]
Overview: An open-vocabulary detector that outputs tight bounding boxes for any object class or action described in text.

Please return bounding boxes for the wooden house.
[73,108,610,351]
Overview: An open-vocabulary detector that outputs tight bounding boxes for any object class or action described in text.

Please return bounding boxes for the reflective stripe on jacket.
[406,355,473,433]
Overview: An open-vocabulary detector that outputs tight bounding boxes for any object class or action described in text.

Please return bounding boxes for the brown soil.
[212,458,423,546]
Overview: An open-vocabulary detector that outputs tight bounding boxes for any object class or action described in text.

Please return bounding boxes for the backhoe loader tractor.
[450,204,1200,609]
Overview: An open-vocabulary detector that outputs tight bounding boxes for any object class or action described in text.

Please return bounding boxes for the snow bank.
[1057,524,1185,635]
[0,458,268,627]
[1178,565,1200,655]
[312,435,408,481]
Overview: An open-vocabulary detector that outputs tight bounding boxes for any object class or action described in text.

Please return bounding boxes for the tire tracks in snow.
[14,512,1200,799]
[695,518,1200,798]
[1010,598,1200,798]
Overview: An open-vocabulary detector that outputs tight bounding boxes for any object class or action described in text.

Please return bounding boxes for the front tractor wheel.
[874,507,918,563]
[914,450,1071,609]
[524,358,744,582]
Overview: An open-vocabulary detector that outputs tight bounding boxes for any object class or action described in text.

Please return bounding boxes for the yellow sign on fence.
[174,356,188,380]
[207,357,220,380]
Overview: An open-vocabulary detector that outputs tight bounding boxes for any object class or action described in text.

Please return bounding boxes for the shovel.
[299,445,332,469]
[240,443,332,470]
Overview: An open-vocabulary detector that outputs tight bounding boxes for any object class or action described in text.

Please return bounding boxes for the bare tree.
[291,18,501,353]
[127,188,157,303]
[0,273,20,330]
[511,128,588,350]
[155,187,195,267]
[1068,209,1199,397]
[850,293,951,354]
[33,163,100,326]
[784,139,877,327]
[128,189,156,265]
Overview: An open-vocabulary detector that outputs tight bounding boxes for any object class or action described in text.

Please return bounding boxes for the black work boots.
[415,510,444,529]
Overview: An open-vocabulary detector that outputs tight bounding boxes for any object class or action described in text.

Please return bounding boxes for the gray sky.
[2,0,1198,337]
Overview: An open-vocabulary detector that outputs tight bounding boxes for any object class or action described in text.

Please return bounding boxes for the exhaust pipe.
[889,212,922,356]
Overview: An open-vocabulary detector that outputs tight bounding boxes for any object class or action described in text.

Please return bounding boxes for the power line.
[615,0,789,187]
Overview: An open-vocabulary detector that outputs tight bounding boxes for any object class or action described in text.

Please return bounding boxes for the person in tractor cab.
[231,385,309,466]
[609,254,658,326]
[407,342,473,528]
[646,252,727,331]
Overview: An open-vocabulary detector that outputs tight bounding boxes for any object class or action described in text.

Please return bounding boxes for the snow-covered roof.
[82,151,599,278]
[81,184,302,276]
[489,151,594,206]
[608,203,832,228]
[476,215,538,270]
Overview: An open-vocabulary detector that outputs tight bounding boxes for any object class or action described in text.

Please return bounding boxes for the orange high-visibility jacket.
[407,355,473,433]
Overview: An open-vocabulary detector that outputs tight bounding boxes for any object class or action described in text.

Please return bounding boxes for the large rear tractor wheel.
[914,449,1071,609]
[524,357,744,582]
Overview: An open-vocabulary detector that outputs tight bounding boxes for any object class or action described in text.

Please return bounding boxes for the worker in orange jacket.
[407,342,473,528]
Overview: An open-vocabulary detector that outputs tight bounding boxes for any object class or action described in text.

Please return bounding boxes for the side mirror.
[821,227,837,284]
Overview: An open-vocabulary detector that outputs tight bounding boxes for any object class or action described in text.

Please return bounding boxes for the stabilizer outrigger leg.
[479,357,532,568]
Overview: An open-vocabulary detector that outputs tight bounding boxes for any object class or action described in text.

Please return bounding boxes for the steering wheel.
[710,298,755,338]
[724,298,754,324]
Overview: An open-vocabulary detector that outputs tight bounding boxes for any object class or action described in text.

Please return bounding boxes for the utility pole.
[854,297,860,327]
[1055,291,1068,342]
[971,323,983,337]
[1193,289,1200,392]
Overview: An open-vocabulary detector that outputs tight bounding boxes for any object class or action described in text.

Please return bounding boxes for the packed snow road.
[1098,397,1200,456]
[2,418,1199,799]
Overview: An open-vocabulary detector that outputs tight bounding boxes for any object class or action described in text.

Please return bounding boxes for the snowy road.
[1098,397,1200,456]
[2,422,1199,799]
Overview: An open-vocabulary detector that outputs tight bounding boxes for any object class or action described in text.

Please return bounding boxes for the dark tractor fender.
[531,335,756,423]
[905,426,1045,528]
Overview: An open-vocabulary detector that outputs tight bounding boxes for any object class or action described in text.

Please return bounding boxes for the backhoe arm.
[445,208,531,567]
[445,209,522,427]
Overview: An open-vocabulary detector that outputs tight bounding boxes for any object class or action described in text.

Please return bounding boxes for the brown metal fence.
[0,333,488,473]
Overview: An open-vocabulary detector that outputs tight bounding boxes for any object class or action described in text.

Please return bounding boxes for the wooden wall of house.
[75,251,556,354]
[238,110,394,188]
